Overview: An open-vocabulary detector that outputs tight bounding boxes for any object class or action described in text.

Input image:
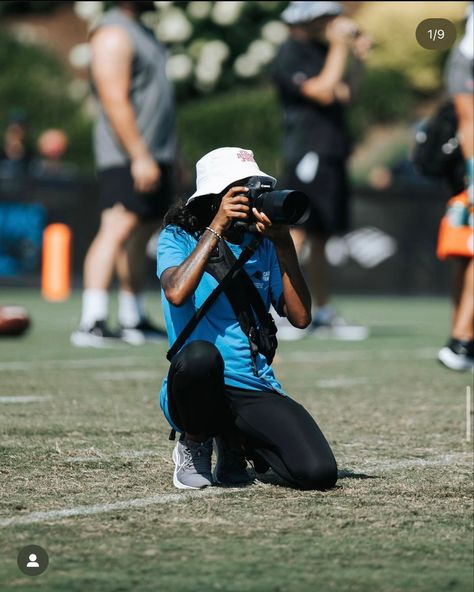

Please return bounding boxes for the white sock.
[118,291,146,328]
[80,289,108,329]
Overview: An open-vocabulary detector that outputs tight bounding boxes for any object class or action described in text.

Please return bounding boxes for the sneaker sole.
[121,329,167,346]
[438,347,474,372]
[172,445,210,490]
[70,332,124,348]
[311,325,369,341]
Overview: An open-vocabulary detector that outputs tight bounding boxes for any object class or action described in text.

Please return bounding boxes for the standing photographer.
[157,147,337,491]
[273,1,371,339]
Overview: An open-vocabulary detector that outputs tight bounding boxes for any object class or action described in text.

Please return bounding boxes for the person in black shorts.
[273,1,371,340]
[437,5,474,372]
[71,1,176,347]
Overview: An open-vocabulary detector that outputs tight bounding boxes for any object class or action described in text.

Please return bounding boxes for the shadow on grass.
[338,468,379,480]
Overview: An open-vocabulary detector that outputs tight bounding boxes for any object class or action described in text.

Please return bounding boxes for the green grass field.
[0,289,472,592]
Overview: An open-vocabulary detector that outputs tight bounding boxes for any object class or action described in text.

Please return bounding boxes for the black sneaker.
[213,436,253,485]
[120,318,167,345]
[438,338,474,372]
[70,320,122,348]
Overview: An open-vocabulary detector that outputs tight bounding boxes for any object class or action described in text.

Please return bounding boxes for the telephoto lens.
[255,189,310,225]
[233,176,310,230]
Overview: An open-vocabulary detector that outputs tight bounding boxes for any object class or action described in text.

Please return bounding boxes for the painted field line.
[94,370,159,381]
[317,377,368,388]
[357,452,471,472]
[0,356,147,371]
[285,348,437,363]
[64,449,161,462]
[0,395,52,404]
[0,348,438,372]
[0,487,240,528]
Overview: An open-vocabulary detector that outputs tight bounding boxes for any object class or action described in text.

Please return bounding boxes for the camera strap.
[209,239,278,366]
[166,235,263,362]
[203,238,277,372]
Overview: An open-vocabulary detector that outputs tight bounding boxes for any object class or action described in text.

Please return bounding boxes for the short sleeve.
[157,225,191,279]
[273,43,307,100]
[267,240,285,316]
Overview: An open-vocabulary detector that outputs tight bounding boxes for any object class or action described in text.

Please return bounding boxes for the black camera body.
[235,176,310,230]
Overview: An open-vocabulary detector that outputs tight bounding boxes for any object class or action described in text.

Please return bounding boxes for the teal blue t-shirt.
[157,225,286,430]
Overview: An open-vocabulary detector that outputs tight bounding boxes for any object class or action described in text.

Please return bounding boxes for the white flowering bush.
[71,0,289,97]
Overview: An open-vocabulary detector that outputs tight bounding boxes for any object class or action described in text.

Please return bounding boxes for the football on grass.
[0,306,31,336]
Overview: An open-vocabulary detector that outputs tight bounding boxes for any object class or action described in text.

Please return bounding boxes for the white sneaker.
[70,320,123,348]
[311,307,369,341]
[120,319,167,345]
[172,436,214,490]
[438,339,474,372]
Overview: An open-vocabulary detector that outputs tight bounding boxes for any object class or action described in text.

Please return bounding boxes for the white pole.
[467,386,472,442]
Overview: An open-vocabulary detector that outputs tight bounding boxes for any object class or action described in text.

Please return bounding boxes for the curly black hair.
[163,177,251,238]
[162,194,222,239]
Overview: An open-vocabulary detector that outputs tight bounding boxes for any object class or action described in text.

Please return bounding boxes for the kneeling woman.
[157,147,337,490]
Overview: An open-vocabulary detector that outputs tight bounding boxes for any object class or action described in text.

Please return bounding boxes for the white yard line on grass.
[0,348,437,372]
[0,487,240,528]
[64,450,161,462]
[285,348,438,363]
[317,377,369,388]
[94,370,159,381]
[357,452,472,472]
[1,452,471,528]
[0,395,52,404]
[0,357,147,371]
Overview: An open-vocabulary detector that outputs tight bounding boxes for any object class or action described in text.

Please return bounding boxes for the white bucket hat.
[185,147,276,206]
[281,1,342,25]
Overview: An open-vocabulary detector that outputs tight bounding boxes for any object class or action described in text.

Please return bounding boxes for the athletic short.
[285,154,350,236]
[446,47,474,96]
[97,162,174,220]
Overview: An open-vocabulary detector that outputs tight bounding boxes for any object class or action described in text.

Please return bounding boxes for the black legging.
[167,340,338,491]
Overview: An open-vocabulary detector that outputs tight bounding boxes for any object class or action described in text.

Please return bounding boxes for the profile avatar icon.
[27,554,39,568]
[17,544,49,576]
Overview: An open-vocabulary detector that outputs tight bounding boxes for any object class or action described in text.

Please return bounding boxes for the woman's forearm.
[274,235,312,328]
[300,42,349,105]
[161,231,220,306]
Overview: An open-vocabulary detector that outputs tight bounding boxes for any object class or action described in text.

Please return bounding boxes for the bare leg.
[84,204,140,290]
[452,257,474,341]
[115,219,160,293]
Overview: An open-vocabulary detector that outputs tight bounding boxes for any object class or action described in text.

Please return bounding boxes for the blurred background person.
[273,1,371,340]
[437,3,473,372]
[0,110,33,183]
[32,128,78,179]
[71,0,176,347]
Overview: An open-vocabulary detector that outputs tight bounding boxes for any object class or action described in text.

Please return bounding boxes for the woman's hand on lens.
[252,208,290,244]
[211,186,250,233]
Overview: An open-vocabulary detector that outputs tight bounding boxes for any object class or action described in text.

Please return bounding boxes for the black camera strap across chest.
[206,238,278,371]
[166,235,277,369]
